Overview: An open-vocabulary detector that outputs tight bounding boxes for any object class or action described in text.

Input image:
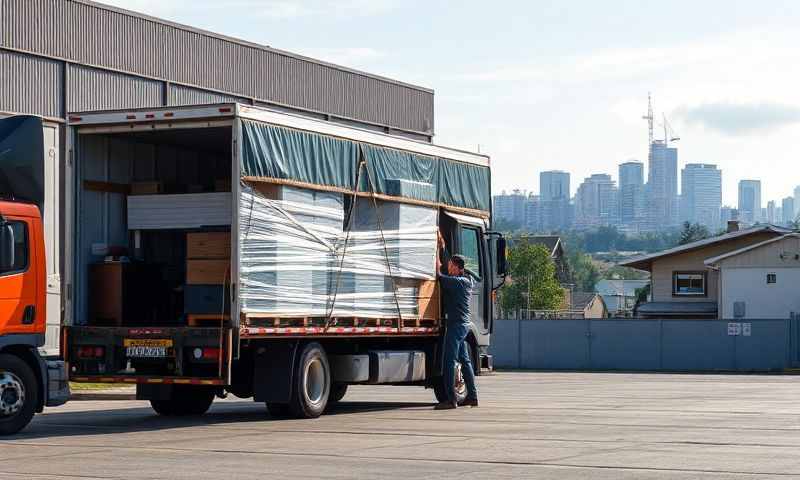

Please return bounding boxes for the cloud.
[675,102,800,135]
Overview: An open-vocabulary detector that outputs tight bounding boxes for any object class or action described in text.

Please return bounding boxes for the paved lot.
[3,372,800,479]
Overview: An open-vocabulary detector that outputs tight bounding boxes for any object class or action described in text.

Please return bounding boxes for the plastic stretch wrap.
[239,185,438,318]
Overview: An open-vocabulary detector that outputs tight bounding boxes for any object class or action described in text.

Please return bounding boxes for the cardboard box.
[187,232,231,259]
[186,259,230,284]
[130,181,162,195]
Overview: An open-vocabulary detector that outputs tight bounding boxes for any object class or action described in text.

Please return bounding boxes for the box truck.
[0,116,69,435]
[64,103,506,417]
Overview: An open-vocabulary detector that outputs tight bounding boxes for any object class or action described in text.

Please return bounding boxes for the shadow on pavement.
[10,400,431,441]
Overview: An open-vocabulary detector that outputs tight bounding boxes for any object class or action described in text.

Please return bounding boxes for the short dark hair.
[449,254,466,270]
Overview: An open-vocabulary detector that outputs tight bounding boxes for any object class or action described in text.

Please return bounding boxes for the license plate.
[124,339,173,358]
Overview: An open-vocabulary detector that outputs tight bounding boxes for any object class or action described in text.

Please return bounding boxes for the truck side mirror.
[496,237,507,276]
[0,223,15,271]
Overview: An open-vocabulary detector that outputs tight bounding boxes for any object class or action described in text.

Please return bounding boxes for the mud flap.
[253,341,298,403]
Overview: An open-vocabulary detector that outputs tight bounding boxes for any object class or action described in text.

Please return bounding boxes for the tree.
[568,251,600,291]
[500,243,564,312]
[678,221,710,245]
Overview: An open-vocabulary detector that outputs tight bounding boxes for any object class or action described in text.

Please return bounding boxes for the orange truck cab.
[0,116,69,435]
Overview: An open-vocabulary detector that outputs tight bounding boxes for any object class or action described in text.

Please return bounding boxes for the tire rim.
[303,356,327,407]
[454,364,466,397]
[0,371,25,418]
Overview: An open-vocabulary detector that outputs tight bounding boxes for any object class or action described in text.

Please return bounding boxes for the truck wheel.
[0,354,38,435]
[289,342,330,418]
[150,386,214,416]
[324,383,348,412]
[433,364,468,405]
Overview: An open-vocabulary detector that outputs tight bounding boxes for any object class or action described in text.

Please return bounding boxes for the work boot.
[462,397,479,407]
[434,402,457,410]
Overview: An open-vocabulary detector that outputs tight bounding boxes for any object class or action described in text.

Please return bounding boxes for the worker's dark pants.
[443,321,478,404]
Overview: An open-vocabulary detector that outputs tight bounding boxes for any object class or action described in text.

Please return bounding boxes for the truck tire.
[434,341,472,405]
[288,342,330,418]
[324,383,348,412]
[150,386,214,416]
[0,354,38,435]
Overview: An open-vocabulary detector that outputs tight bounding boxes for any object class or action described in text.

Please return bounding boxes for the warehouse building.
[0,0,435,140]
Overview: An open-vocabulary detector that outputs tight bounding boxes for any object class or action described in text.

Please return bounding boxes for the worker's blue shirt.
[439,273,474,325]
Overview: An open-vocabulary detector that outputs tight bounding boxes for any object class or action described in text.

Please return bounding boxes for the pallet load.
[238,184,439,325]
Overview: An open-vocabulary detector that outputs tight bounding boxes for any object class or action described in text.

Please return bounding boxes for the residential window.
[767,273,777,284]
[672,271,706,296]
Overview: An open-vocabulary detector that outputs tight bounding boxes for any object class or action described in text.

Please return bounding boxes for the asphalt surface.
[3,372,800,479]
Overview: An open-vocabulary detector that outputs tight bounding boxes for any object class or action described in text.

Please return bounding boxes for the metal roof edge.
[704,233,800,266]
[76,0,435,94]
[619,225,793,269]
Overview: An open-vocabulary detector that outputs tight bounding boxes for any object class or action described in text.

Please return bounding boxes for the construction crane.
[642,92,654,150]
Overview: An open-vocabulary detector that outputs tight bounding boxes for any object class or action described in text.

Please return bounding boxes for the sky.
[103,0,800,206]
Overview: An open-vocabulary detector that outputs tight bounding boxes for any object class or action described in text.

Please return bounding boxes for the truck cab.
[0,199,68,435]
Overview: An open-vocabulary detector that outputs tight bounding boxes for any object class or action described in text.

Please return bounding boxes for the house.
[619,222,791,318]
[523,235,571,283]
[570,292,608,319]
[595,279,650,316]
[705,233,800,319]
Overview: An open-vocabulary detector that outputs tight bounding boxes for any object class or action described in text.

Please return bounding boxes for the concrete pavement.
[3,372,800,479]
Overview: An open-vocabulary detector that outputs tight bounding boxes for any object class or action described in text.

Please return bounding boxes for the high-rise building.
[737,180,762,224]
[539,170,571,231]
[646,141,679,229]
[618,161,645,228]
[540,171,570,202]
[783,196,796,225]
[767,200,776,224]
[575,174,618,230]
[794,186,800,218]
[523,194,541,231]
[493,190,528,227]
[680,164,722,229]
[720,206,738,224]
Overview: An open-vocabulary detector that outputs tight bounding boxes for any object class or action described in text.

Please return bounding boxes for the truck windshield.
[459,226,481,277]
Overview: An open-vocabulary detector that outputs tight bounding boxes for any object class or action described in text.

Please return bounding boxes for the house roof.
[704,233,800,266]
[523,235,562,257]
[619,225,792,271]
[572,292,604,311]
[636,301,718,316]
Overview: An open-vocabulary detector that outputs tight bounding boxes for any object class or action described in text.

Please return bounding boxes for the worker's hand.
[437,231,445,248]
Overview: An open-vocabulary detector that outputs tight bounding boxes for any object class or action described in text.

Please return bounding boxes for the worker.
[434,232,478,410]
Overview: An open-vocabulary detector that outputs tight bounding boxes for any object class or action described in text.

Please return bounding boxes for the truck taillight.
[192,347,220,360]
[77,346,105,359]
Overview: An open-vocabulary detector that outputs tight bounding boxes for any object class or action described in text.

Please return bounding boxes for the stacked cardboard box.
[185,232,231,322]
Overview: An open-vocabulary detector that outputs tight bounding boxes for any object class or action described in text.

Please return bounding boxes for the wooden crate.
[186,259,230,284]
[186,232,231,259]
[418,280,440,320]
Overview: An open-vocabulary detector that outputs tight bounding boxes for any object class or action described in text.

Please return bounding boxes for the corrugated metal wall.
[0,49,63,117]
[169,84,248,106]
[68,64,163,112]
[0,0,434,135]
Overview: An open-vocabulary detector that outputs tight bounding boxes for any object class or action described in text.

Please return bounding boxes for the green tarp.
[241,121,358,189]
[241,120,491,212]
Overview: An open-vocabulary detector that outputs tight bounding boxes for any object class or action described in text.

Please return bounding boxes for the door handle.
[22,305,35,325]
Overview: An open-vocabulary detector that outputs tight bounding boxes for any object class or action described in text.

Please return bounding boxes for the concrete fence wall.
[490,318,800,372]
